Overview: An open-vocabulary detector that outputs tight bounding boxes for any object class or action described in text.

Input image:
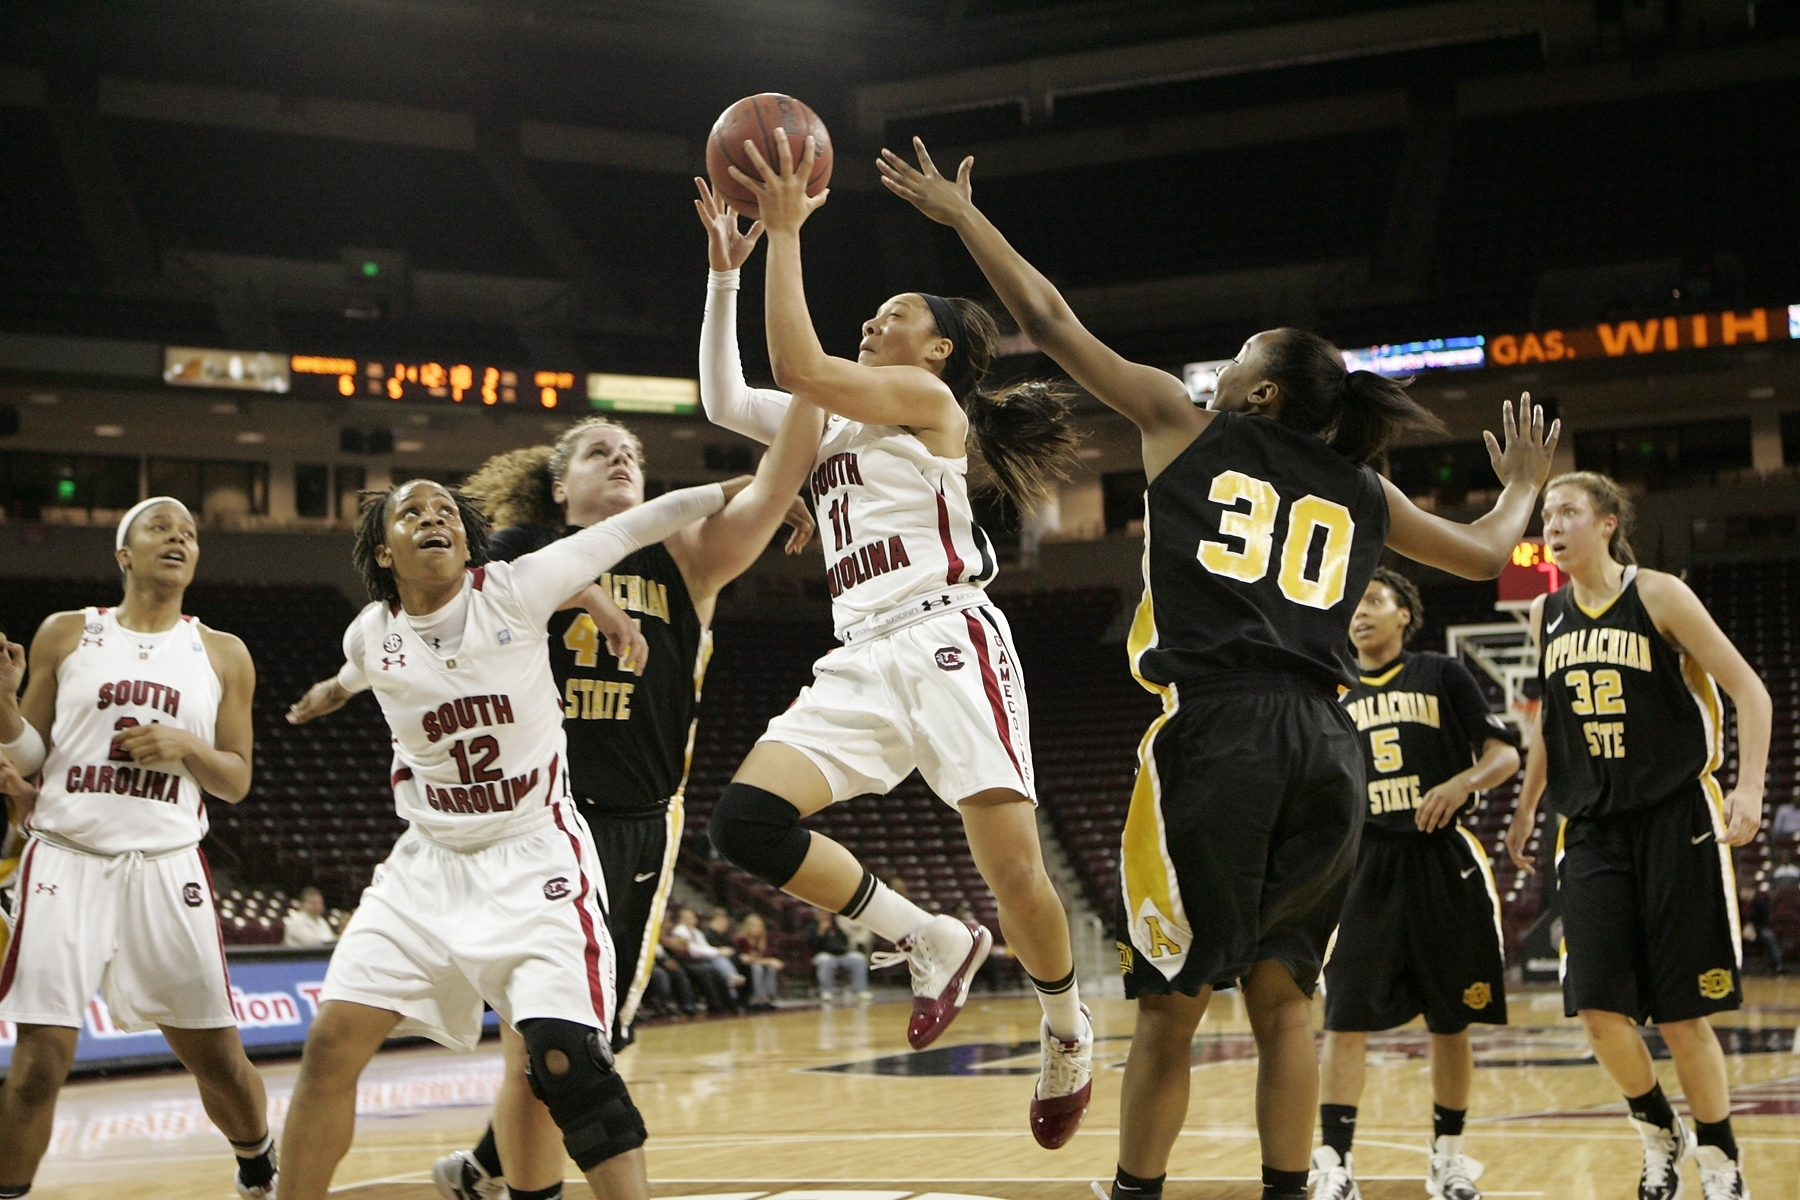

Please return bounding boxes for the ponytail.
[461,446,559,529]
[920,293,1083,510]
[1546,471,1637,565]
[1260,328,1445,463]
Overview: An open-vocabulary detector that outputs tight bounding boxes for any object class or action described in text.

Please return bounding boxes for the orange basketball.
[705,93,833,219]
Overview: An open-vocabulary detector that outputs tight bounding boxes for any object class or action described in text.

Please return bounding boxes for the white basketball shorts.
[320,806,616,1051]
[759,602,1036,807]
[0,837,234,1031]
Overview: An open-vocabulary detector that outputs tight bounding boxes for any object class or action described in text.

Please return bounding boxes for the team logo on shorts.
[934,646,965,671]
[182,882,204,907]
[1462,981,1492,1010]
[543,876,571,901]
[1699,968,1734,1000]
[383,633,403,653]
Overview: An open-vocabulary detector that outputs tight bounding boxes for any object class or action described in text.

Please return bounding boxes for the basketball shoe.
[1426,1135,1484,1200]
[1308,1145,1360,1200]
[1632,1116,1697,1200]
[233,1138,277,1200]
[871,915,991,1049]
[1695,1145,1750,1199]
[433,1149,506,1200]
[1030,1004,1093,1149]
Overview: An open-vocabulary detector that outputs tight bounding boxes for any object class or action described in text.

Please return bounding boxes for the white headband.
[116,497,194,550]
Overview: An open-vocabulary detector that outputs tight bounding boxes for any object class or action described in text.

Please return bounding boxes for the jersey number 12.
[1196,470,1356,609]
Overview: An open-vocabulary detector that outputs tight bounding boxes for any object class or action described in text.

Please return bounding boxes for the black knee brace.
[708,782,811,888]
[517,1018,646,1170]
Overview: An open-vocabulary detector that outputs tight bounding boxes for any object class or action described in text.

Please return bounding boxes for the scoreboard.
[289,356,580,408]
[1497,538,1560,610]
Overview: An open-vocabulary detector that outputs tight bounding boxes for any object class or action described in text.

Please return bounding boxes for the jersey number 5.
[1369,727,1403,773]
[1196,471,1357,609]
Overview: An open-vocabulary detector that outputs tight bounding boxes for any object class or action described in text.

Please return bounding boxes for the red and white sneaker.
[873,915,992,1049]
[1030,1004,1093,1149]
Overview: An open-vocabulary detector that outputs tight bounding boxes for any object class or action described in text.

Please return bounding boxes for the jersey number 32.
[1196,470,1356,610]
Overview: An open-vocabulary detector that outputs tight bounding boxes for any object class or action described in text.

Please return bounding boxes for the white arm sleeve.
[1,719,45,776]
[701,268,792,445]
[336,624,371,695]
[510,483,727,629]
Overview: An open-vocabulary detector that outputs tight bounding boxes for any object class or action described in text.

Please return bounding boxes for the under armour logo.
[921,594,954,610]
[381,654,407,671]
[34,882,57,896]
[81,637,104,648]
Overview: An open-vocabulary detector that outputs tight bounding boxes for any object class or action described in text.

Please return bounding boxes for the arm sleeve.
[509,483,727,629]
[1442,659,1520,756]
[1,720,45,776]
[336,622,372,695]
[701,268,792,445]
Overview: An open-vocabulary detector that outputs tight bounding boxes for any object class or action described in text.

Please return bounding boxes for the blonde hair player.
[696,132,1096,1148]
[429,408,820,1200]
[880,136,1557,1200]
[1506,472,1767,1200]
[0,497,277,1200]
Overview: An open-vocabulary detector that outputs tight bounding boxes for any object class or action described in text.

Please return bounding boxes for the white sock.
[1032,968,1083,1040]
[840,870,932,943]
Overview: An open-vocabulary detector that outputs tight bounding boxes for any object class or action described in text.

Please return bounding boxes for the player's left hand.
[782,494,815,555]
[730,133,829,235]
[0,635,25,701]
[111,720,199,768]
[0,758,38,825]
[877,136,976,227]
[1415,781,1472,833]
[1723,785,1763,847]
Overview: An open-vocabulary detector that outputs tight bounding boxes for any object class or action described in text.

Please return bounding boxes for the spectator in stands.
[1774,803,1800,837]
[1773,847,1800,891]
[733,912,784,1009]
[809,906,870,1002]
[646,943,700,1018]
[1741,885,1784,974]
[282,887,339,948]
[706,909,747,974]
[665,907,740,1012]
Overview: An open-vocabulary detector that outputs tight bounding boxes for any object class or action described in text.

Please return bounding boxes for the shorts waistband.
[839,585,990,645]
[409,805,560,853]
[1174,669,1336,698]
[26,830,198,861]
[573,796,672,820]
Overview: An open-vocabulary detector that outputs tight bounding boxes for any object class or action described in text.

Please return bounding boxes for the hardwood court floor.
[28,980,1800,1199]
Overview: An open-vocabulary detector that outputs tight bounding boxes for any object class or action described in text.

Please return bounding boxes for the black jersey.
[488,525,710,815]
[1340,651,1520,835]
[1131,411,1391,693]
[1538,567,1723,819]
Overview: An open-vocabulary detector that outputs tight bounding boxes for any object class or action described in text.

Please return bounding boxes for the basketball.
[705,92,833,218]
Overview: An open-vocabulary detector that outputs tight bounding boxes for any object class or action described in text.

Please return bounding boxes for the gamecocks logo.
[543,876,571,901]
[182,882,204,908]
[934,646,964,671]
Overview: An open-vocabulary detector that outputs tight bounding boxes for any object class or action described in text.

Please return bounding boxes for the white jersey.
[347,565,572,852]
[810,416,998,641]
[31,607,220,856]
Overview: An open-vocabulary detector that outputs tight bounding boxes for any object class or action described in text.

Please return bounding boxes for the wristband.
[709,268,741,290]
[1,719,46,775]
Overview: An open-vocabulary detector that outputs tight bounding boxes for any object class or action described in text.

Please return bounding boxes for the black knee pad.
[517,1018,646,1170]
[708,782,811,888]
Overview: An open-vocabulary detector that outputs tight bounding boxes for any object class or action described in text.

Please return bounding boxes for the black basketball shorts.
[1557,786,1742,1024]
[1322,826,1508,1034]
[579,799,681,1051]
[1118,678,1365,999]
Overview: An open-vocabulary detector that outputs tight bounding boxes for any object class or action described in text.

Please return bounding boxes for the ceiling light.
[395,439,424,452]
[235,431,267,444]
[28,392,58,406]
[94,424,124,437]
[211,401,240,415]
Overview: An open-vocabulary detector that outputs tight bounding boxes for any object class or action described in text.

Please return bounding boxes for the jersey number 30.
[1196,471,1356,609]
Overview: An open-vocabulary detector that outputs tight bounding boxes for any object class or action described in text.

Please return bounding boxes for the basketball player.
[428,402,819,1200]
[1505,473,1765,1200]
[0,497,278,1200]
[699,135,1096,1148]
[1313,568,1521,1200]
[878,137,1557,1200]
[276,472,756,1200]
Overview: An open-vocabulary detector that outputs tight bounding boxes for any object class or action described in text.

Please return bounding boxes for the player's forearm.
[1461,480,1543,577]
[185,745,252,804]
[762,231,834,393]
[1727,678,1772,794]
[701,268,790,444]
[1465,743,1522,793]
[950,206,1074,347]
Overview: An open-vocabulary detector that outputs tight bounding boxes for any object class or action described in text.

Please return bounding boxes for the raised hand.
[728,134,829,235]
[0,636,22,701]
[1485,393,1561,492]
[693,176,765,272]
[876,136,975,227]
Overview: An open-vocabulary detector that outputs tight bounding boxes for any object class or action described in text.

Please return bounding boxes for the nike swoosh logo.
[1546,613,1565,633]
[1461,866,1478,879]
[1692,832,1714,845]
[634,870,658,882]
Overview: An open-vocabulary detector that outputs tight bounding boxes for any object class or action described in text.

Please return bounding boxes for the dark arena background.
[3,1,1800,1197]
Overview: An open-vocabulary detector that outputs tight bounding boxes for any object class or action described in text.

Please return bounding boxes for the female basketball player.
[0,498,278,1200]
[273,472,754,1200]
[879,138,1558,1200]
[1505,473,1765,1200]
[698,134,1096,1148]
[426,407,820,1200]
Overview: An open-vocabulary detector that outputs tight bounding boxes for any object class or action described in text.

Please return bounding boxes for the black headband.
[918,293,964,356]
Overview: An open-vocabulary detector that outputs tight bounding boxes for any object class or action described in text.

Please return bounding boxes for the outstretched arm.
[1385,398,1560,579]
[695,176,793,445]
[731,135,962,433]
[878,138,1198,465]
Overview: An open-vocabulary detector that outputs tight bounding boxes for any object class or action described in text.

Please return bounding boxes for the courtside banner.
[0,949,497,1073]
